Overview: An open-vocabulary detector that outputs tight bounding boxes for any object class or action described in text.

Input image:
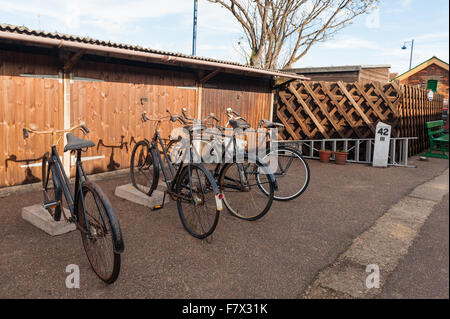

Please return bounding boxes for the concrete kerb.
[302,168,449,299]
[22,204,75,236]
[115,184,170,208]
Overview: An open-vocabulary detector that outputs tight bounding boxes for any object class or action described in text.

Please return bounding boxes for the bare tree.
[207,0,378,69]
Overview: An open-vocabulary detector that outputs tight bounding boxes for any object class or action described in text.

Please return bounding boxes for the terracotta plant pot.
[319,150,332,163]
[334,151,349,165]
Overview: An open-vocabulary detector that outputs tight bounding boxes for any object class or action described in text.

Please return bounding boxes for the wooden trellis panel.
[275,81,443,156]
[276,81,401,140]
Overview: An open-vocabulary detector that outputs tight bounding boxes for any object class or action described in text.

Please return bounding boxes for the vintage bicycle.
[167,108,278,222]
[22,123,124,284]
[224,108,310,201]
[130,110,223,239]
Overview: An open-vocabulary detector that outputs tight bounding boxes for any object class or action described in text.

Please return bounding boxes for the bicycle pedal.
[150,191,167,211]
[43,200,59,210]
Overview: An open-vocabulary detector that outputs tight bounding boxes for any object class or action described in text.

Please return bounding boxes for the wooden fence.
[275,81,443,155]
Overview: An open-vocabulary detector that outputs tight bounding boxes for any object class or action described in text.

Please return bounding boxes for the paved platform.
[0,156,448,299]
[114,184,169,208]
[21,204,75,236]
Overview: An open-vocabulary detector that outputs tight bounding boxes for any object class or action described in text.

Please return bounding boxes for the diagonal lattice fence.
[275,81,443,155]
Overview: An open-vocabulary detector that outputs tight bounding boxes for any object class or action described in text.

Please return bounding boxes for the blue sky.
[0,0,448,74]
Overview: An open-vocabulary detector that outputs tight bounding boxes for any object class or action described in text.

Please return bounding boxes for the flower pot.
[319,150,332,163]
[334,151,349,165]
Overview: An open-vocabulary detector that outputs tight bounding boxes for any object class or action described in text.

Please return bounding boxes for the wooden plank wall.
[0,50,61,188]
[397,84,444,154]
[70,60,198,176]
[359,67,390,83]
[0,50,273,188]
[202,74,272,128]
[275,80,443,155]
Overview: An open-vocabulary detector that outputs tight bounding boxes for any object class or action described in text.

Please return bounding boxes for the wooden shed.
[0,24,305,188]
[286,64,391,83]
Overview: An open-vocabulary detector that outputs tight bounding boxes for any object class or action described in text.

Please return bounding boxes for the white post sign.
[373,122,391,168]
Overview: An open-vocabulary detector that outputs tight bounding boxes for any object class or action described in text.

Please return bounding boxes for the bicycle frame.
[148,129,185,194]
[46,146,102,237]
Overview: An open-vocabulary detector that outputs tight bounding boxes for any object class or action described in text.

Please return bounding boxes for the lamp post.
[401,39,414,70]
[192,0,198,56]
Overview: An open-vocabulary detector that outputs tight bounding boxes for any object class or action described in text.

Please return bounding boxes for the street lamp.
[401,39,414,70]
[192,0,198,56]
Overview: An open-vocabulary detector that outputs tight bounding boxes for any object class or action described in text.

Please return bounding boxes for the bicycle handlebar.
[23,122,89,139]
[225,107,249,125]
[180,108,220,125]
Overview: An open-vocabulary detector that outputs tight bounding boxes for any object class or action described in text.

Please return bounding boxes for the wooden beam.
[199,70,220,84]
[63,50,85,72]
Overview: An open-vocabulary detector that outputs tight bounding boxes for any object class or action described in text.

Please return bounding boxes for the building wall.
[359,67,390,83]
[400,63,449,100]
[296,71,359,83]
[0,49,62,188]
[0,47,273,188]
[201,73,272,128]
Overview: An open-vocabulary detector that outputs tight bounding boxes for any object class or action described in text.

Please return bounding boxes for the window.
[427,80,438,92]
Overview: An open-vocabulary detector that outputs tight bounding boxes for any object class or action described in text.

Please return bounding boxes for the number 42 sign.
[373,122,391,167]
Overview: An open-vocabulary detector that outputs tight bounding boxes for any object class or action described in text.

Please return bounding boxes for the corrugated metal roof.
[287,64,391,74]
[0,23,305,79]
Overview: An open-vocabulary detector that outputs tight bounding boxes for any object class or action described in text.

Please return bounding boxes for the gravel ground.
[0,156,447,298]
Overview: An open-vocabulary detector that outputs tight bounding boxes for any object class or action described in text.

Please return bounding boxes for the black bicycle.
[223,108,310,201]
[23,123,124,284]
[130,110,223,239]
[167,108,278,221]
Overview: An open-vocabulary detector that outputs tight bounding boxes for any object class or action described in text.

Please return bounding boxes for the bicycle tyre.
[130,140,159,196]
[176,164,221,239]
[77,181,123,284]
[218,155,275,221]
[261,146,310,201]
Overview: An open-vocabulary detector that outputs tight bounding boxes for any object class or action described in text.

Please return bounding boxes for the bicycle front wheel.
[77,181,123,284]
[261,146,310,201]
[176,164,220,239]
[219,158,275,221]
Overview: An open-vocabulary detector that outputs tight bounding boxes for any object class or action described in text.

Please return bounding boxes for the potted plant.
[334,150,349,165]
[318,149,332,163]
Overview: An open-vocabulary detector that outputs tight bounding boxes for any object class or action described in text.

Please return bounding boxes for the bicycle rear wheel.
[176,164,220,239]
[42,154,62,221]
[130,140,158,195]
[261,146,310,201]
[219,157,275,221]
[77,181,123,284]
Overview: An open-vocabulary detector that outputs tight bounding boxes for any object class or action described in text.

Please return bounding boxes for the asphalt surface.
[379,194,449,299]
[0,156,448,298]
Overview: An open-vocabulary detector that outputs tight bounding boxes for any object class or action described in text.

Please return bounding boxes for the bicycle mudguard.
[80,181,125,254]
[147,143,160,197]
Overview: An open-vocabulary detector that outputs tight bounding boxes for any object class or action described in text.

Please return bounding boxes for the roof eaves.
[0,23,307,80]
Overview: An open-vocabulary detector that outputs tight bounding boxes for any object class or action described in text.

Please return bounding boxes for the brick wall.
[401,63,449,100]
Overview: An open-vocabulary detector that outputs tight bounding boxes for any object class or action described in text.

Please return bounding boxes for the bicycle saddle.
[229,119,251,130]
[64,133,95,152]
[260,119,284,129]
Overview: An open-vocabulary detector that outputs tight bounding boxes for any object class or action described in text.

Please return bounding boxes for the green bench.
[421,120,449,159]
